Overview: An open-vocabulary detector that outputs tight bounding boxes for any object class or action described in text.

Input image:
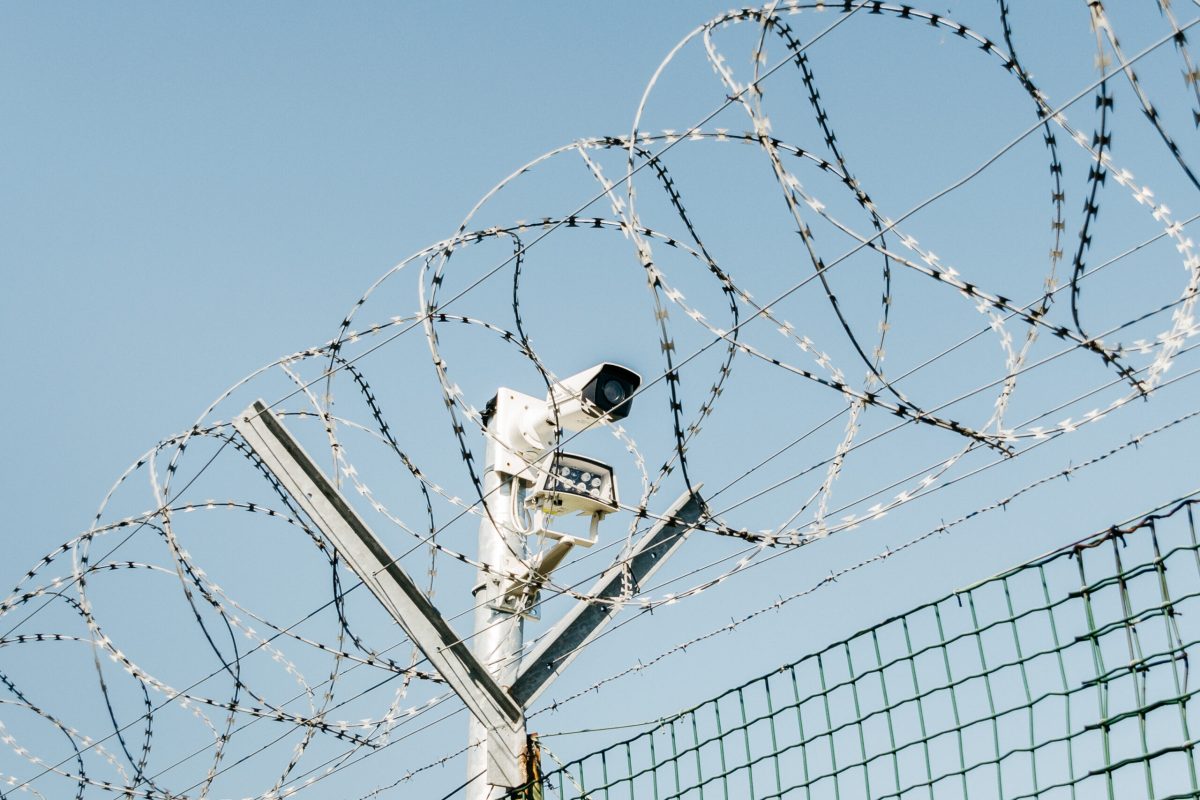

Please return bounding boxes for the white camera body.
[485,362,641,480]
[546,362,641,432]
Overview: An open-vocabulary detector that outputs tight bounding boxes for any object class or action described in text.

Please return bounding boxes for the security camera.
[484,366,640,608]
[483,362,641,478]
[547,362,641,432]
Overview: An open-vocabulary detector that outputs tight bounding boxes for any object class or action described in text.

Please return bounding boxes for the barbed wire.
[4,2,1200,798]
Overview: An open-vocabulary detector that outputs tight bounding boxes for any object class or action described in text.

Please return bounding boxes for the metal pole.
[467,436,526,800]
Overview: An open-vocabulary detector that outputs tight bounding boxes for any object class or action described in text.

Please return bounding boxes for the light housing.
[527,452,619,518]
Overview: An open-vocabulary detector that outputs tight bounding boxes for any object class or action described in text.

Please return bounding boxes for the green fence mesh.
[516,498,1200,800]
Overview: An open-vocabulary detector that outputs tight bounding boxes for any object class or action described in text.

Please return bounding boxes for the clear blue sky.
[2,3,1199,798]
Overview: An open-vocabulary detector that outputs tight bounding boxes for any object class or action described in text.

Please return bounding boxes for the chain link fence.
[515,498,1200,800]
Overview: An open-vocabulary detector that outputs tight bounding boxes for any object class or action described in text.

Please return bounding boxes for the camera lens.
[581,364,640,421]
[600,378,627,406]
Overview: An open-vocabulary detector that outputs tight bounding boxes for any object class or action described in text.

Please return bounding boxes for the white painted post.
[466,437,528,800]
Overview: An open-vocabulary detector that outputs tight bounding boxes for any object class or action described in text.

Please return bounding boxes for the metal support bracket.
[511,486,705,708]
[497,538,577,621]
[234,400,526,788]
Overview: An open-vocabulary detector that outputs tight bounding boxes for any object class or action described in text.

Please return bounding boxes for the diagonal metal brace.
[234,400,526,788]
[511,487,705,709]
